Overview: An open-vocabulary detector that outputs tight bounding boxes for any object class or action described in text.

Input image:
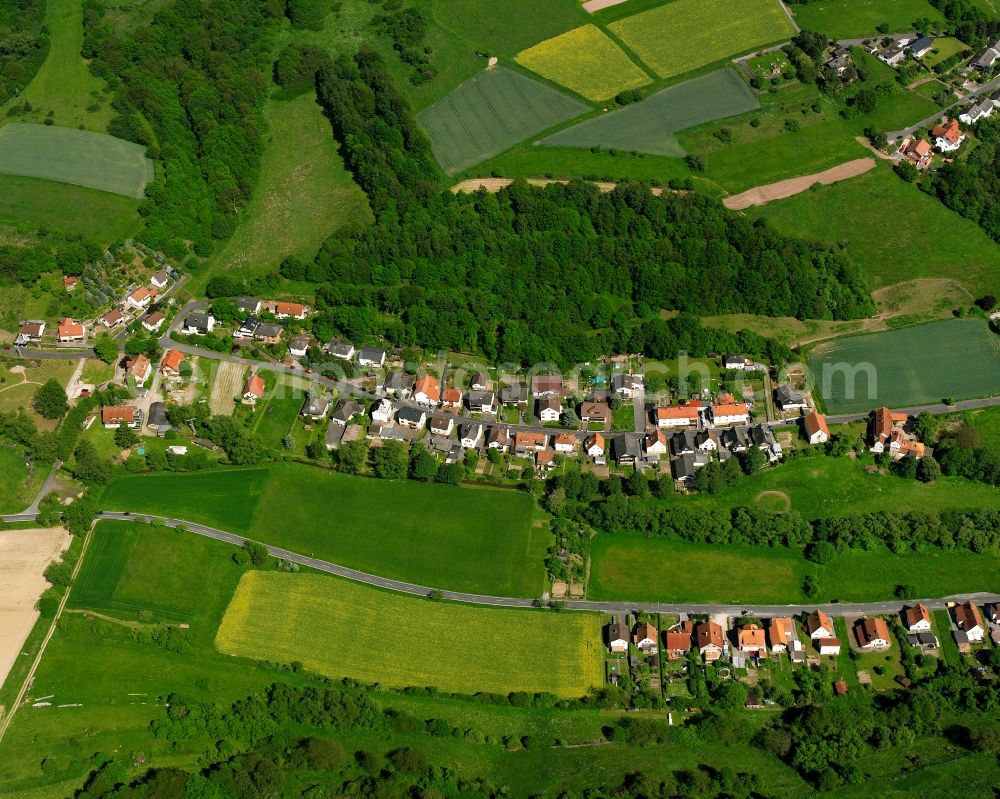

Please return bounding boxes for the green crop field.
[788,0,945,38]
[589,535,1000,603]
[540,68,759,156]
[809,319,1000,413]
[514,24,651,101]
[753,165,1000,297]
[609,0,795,79]
[216,571,603,696]
[99,468,269,531]
[98,463,545,596]
[418,66,589,174]
[0,124,153,198]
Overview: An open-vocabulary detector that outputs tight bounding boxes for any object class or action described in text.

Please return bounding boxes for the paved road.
[1,346,94,360]
[91,512,1000,616]
[887,73,1000,141]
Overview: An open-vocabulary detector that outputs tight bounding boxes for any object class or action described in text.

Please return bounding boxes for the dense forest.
[0,0,47,105]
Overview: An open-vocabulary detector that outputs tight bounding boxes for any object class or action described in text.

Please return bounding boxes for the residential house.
[470,372,491,392]
[142,312,165,332]
[614,435,640,466]
[775,384,808,411]
[127,286,157,310]
[537,397,562,423]
[467,390,496,414]
[301,395,332,421]
[672,453,698,483]
[644,429,668,458]
[554,431,576,454]
[695,621,724,662]
[369,423,406,443]
[182,313,214,335]
[932,118,964,152]
[612,373,642,398]
[530,375,564,398]
[768,617,794,653]
[671,430,698,457]
[817,638,842,656]
[243,374,266,405]
[161,349,185,379]
[460,423,483,448]
[233,316,259,340]
[722,353,764,371]
[606,620,629,653]
[16,321,45,344]
[954,629,972,652]
[500,382,528,408]
[805,609,835,639]
[147,402,171,435]
[825,47,853,75]
[633,621,658,654]
[878,44,907,65]
[514,431,547,454]
[954,601,985,642]
[371,398,396,424]
[398,406,427,430]
[440,388,463,412]
[236,296,261,315]
[102,405,140,429]
[655,402,701,428]
[325,340,355,360]
[902,604,933,634]
[57,318,85,343]
[897,136,933,168]
[536,450,555,470]
[63,275,78,292]
[486,426,510,451]
[413,374,440,407]
[709,402,750,426]
[909,36,934,58]
[288,334,311,358]
[584,432,606,461]
[855,617,892,649]
[102,309,124,329]
[358,347,387,368]
[972,39,1000,71]
[738,624,767,654]
[960,96,996,125]
[150,269,170,289]
[749,424,782,462]
[383,371,413,398]
[720,426,749,453]
[126,354,152,387]
[908,631,940,649]
[271,301,308,320]
[803,410,830,445]
[870,407,925,459]
[579,401,610,425]
[253,323,283,345]
[695,430,717,452]
[663,622,693,660]
[331,400,363,427]
[430,416,455,436]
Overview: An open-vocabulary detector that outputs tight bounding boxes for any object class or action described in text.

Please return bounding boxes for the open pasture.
[0,123,153,198]
[418,66,589,174]
[541,68,759,156]
[789,0,945,38]
[216,571,603,696]
[514,24,650,101]
[609,0,794,79]
[809,319,1000,413]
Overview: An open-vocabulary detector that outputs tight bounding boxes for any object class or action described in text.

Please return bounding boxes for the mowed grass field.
[98,463,546,596]
[789,0,945,38]
[418,66,589,174]
[809,319,1000,413]
[754,165,1000,297]
[609,0,795,79]
[589,535,1000,603]
[216,571,603,696]
[541,68,759,156]
[0,446,41,515]
[0,124,153,198]
[514,24,650,101]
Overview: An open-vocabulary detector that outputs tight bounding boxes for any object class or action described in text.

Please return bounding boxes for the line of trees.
[0,0,48,106]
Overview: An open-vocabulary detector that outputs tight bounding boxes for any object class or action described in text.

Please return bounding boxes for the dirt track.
[451,177,663,195]
[582,0,629,11]
[0,528,70,693]
[722,158,876,210]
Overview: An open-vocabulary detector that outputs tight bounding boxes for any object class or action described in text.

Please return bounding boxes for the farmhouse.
[775,384,807,411]
[803,410,830,445]
[605,620,629,653]
[102,309,124,329]
[902,604,932,634]
[514,431,547,453]
[383,371,413,398]
[331,400,362,427]
[530,375,564,397]
[398,406,427,430]
[182,312,215,335]
[102,405,140,429]
[161,349,186,378]
[537,396,562,422]
[932,118,964,152]
[870,407,925,459]
[805,609,835,639]
[242,374,266,405]
[695,621,724,663]
[58,318,85,342]
[126,354,152,387]
[656,402,701,428]
[142,312,165,332]
[467,390,496,414]
[358,347,387,368]
[633,621,658,653]
[709,402,750,426]
[413,374,440,407]
[301,395,332,421]
[854,617,892,650]
[579,400,610,425]
[584,432,606,460]
[429,415,455,436]
[954,601,985,642]
[663,622,692,660]
[738,624,766,654]
[325,340,355,360]
[486,426,510,451]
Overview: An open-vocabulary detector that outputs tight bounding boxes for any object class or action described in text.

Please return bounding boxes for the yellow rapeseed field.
[514,25,650,102]
[215,572,604,697]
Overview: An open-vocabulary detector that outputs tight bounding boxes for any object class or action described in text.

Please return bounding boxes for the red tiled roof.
[803,410,829,437]
[244,374,266,397]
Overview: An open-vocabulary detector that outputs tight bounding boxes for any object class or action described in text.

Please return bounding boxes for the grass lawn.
[809,319,1000,413]
[753,164,1000,297]
[588,535,1000,603]
[196,91,371,293]
[788,0,945,38]
[923,37,970,68]
[0,445,43,514]
[514,25,651,102]
[418,66,589,174]
[216,571,604,696]
[81,358,114,386]
[855,88,940,133]
[0,358,77,426]
[4,0,115,131]
[609,0,795,80]
[540,68,759,157]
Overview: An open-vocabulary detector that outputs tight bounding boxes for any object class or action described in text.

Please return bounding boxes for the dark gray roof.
[325,340,354,357]
[470,372,491,390]
[468,390,495,408]
[670,430,696,456]
[185,312,211,331]
[383,371,411,392]
[500,383,527,403]
[775,384,804,405]
[672,453,697,480]
[614,434,640,460]
[909,36,934,52]
[359,347,386,363]
[397,406,426,424]
[332,399,363,424]
[235,296,260,313]
[254,323,283,338]
[301,396,331,417]
[147,402,170,428]
[460,423,483,440]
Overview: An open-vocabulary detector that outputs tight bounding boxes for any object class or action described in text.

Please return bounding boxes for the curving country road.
[92,511,1000,617]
